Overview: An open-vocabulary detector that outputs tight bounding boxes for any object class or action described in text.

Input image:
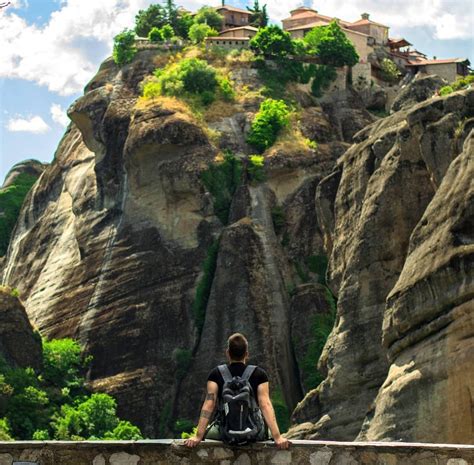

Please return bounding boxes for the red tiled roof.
[350,18,388,28]
[388,38,412,47]
[287,20,370,38]
[283,10,351,27]
[216,5,251,15]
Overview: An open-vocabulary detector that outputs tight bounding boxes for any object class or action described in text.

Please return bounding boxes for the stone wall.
[0,440,473,464]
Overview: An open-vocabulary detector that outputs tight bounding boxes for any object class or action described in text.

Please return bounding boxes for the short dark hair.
[227,333,248,360]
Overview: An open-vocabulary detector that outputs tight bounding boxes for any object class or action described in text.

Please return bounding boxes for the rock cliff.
[288,88,474,443]
[1,49,350,437]
[0,287,42,370]
[1,45,472,444]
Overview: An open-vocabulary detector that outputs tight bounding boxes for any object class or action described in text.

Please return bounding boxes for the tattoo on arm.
[200,409,213,419]
[205,392,216,401]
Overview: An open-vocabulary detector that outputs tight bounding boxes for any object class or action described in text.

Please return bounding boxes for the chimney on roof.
[361,12,370,20]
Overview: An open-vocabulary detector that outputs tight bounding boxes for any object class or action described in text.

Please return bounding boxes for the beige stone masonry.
[0,440,473,464]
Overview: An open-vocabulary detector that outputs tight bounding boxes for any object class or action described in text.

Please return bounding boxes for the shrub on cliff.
[155,58,218,95]
[201,151,242,225]
[380,58,401,83]
[0,172,38,256]
[148,27,163,42]
[188,23,218,44]
[135,4,167,37]
[311,64,337,97]
[194,6,224,31]
[247,99,291,152]
[112,29,137,66]
[304,20,359,68]
[250,25,294,58]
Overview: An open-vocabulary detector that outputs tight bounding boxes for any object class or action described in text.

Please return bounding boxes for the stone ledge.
[0,439,473,464]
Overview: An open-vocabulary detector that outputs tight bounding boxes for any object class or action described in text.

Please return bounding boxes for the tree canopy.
[188,23,218,44]
[304,20,359,67]
[249,26,294,59]
[194,6,224,31]
[135,4,167,37]
[247,0,269,28]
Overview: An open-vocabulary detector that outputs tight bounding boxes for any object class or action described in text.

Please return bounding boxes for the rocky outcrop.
[1,159,47,189]
[0,159,47,258]
[0,287,42,370]
[359,128,474,444]
[288,89,474,444]
[390,74,446,113]
[1,49,340,437]
[319,89,376,143]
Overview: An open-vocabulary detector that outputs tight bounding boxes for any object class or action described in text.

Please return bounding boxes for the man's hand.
[184,435,203,448]
[274,435,292,450]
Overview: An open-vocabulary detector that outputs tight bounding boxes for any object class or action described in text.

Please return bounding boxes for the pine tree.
[247,0,269,28]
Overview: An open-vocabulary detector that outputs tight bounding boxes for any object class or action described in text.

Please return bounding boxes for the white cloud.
[6,115,50,133]
[0,0,472,97]
[50,103,69,127]
[307,0,474,40]
[0,0,155,95]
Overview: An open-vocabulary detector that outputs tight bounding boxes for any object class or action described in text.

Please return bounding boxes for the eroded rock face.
[288,89,474,444]
[390,74,446,113]
[1,49,340,437]
[1,159,47,189]
[360,130,474,443]
[0,288,42,370]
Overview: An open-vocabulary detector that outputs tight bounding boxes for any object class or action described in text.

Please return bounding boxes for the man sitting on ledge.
[184,333,291,450]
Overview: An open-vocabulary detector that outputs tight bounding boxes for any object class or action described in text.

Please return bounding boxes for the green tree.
[194,6,224,31]
[188,23,218,44]
[77,393,119,438]
[112,29,137,66]
[174,11,194,39]
[250,25,294,58]
[304,20,359,67]
[0,418,13,441]
[164,0,178,30]
[135,4,167,37]
[161,24,174,40]
[104,420,143,440]
[155,58,218,95]
[380,58,401,82]
[6,385,50,439]
[247,0,268,27]
[247,99,290,152]
[42,338,85,391]
[148,27,163,42]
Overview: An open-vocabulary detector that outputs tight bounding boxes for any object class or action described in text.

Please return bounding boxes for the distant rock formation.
[0,287,42,370]
[1,159,47,189]
[0,159,47,258]
[288,89,474,444]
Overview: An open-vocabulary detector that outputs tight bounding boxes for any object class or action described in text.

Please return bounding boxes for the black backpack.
[215,364,265,445]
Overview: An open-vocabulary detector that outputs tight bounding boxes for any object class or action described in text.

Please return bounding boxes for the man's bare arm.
[257,382,291,449]
[184,381,218,447]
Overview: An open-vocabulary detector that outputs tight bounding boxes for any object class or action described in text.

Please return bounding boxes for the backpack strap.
[218,364,234,383]
[241,365,257,382]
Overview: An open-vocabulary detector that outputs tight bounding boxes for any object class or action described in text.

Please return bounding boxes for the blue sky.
[1,0,473,183]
